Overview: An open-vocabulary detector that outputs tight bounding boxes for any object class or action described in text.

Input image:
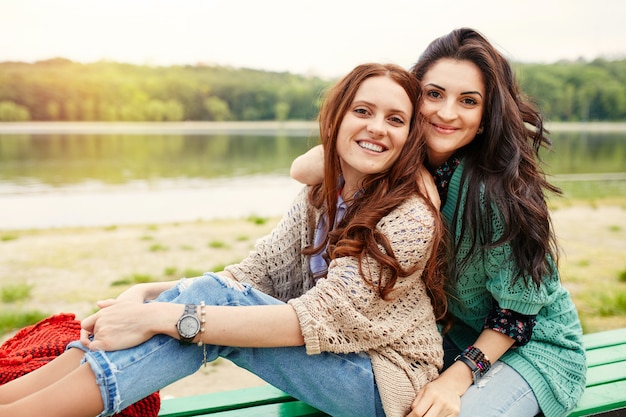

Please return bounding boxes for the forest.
[0,57,624,122]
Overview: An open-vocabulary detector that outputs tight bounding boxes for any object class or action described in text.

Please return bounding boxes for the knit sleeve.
[289,196,439,355]
[483,200,561,316]
[225,186,313,300]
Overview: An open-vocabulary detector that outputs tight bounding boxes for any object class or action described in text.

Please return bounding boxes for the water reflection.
[0,134,314,189]
[544,131,626,175]
[0,127,625,229]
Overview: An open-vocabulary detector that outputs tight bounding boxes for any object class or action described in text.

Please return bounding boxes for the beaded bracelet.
[462,345,491,376]
[198,301,207,366]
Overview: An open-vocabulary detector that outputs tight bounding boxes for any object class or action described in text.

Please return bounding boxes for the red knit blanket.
[0,313,160,416]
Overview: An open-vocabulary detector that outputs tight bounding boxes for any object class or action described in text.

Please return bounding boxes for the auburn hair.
[304,63,447,319]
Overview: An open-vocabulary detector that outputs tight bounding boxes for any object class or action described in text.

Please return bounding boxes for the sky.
[2,0,625,78]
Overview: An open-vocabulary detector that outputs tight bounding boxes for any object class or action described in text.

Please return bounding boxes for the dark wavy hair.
[411,28,561,288]
[305,63,447,319]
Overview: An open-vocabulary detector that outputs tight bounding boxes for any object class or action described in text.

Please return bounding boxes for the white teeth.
[358,141,384,153]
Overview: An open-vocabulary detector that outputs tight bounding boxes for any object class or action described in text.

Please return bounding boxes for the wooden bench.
[158,384,328,417]
[568,327,626,417]
[158,328,626,417]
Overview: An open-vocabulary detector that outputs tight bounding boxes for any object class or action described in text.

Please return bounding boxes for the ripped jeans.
[67,273,385,417]
[443,336,541,417]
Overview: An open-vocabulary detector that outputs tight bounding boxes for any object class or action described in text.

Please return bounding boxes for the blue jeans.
[443,336,541,417]
[68,273,385,417]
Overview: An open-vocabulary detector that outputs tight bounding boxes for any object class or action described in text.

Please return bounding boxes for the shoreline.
[1,120,626,134]
[0,175,304,231]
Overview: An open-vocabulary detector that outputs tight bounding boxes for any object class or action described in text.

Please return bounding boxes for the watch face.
[179,316,200,338]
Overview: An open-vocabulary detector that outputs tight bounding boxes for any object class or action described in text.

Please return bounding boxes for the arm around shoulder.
[290,145,324,185]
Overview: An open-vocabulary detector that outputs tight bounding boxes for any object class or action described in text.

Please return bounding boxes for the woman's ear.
[477,125,484,135]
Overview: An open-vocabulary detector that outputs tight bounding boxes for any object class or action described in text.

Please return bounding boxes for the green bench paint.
[158,385,328,417]
[568,327,626,417]
[158,328,626,417]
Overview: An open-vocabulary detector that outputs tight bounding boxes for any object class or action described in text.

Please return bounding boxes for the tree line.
[0,57,624,122]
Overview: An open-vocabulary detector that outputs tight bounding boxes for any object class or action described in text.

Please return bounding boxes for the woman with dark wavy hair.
[0,63,447,417]
[291,28,586,417]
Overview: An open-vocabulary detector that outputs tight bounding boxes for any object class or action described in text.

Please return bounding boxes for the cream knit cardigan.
[225,186,443,416]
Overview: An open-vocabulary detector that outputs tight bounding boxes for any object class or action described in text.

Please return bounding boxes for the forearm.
[440,329,515,394]
[472,328,516,364]
[140,280,180,300]
[104,280,180,306]
[153,303,304,347]
[290,145,324,185]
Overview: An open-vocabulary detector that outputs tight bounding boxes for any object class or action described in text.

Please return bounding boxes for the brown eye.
[388,116,405,126]
[461,97,478,106]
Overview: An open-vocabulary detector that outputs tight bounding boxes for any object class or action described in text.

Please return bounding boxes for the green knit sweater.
[443,160,586,417]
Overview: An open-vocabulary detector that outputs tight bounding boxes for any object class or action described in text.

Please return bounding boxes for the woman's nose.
[367,117,385,137]
[436,99,457,121]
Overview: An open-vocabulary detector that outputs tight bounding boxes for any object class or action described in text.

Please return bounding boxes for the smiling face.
[335,75,413,198]
[420,58,485,167]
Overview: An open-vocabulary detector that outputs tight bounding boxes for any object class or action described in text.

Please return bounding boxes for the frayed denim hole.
[213,273,249,292]
[475,362,503,389]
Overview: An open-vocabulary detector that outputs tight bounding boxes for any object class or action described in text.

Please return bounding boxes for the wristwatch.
[176,304,200,344]
[455,354,481,385]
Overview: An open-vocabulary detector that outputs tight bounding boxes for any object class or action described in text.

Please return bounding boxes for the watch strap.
[455,354,480,384]
[183,304,196,317]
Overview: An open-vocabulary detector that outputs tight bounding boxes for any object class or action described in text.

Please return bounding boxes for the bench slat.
[568,380,626,416]
[583,328,626,350]
[158,385,294,417]
[585,343,626,367]
[195,401,328,417]
[585,360,626,387]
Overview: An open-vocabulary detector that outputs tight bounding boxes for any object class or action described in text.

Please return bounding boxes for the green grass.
[2,284,33,303]
[554,180,626,203]
[208,240,228,249]
[182,269,204,278]
[246,215,268,225]
[0,310,49,335]
[1,234,19,242]
[111,273,156,286]
[595,290,626,317]
[164,266,178,276]
[148,243,168,252]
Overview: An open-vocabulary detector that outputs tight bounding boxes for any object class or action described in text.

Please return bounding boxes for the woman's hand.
[407,375,464,417]
[105,283,151,305]
[96,281,178,310]
[407,360,475,417]
[80,301,182,351]
[409,329,515,417]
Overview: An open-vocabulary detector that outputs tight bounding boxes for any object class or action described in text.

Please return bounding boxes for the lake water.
[1,122,625,230]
